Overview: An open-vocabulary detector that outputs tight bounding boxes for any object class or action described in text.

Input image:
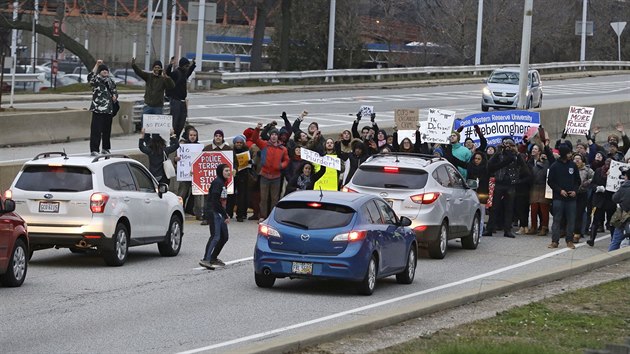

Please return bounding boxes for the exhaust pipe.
[263,268,271,276]
[78,240,88,248]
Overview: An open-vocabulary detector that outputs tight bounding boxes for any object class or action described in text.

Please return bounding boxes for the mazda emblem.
[300,234,310,241]
[44,193,53,199]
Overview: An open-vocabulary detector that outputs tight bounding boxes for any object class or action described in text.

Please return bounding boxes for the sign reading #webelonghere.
[565,106,594,136]
[453,111,540,146]
[394,109,419,130]
[143,114,173,137]
[421,108,456,144]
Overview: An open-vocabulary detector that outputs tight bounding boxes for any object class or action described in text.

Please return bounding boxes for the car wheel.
[461,213,480,250]
[428,221,448,259]
[158,215,183,257]
[103,223,129,267]
[254,271,276,288]
[357,256,377,295]
[396,246,417,284]
[0,239,28,287]
[481,103,489,112]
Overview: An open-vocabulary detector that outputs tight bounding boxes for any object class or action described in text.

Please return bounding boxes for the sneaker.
[247,215,259,220]
[515,227,527,235]
[90,151,99,156]
[586,239,594,247]
[548,242,559,249]
[525,228,538,235]
[566,241,576,249]
[101,149,110,154]
[503,231,516,239]
[200,220,208,226]
[573,235,581,243]
[236,218,244,222]
[210,259,225,267]
[199,260,214,269]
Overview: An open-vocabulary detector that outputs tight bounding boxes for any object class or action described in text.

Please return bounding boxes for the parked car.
[342,153,481,259]
[7,152,185,266]
[253,190,417,295]
[481,67,543,111]
[111,69,144,86]
[61,73,90,84]
[0,192,29,287]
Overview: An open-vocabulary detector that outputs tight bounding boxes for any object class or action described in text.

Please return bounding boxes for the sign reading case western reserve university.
[453,110,540,146]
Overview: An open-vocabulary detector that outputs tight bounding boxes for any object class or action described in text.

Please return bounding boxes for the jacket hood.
[215,163,228,181]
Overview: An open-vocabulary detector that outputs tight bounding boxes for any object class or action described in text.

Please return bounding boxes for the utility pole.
[474,0,483,68]
[145,0,153,70]
[517,0,533,110]
[195,0,206,72]
[580,0,587,68]
[169,0,176,60]
[326,0,336,82]
[10,1,18,107]
[161,0,167,65]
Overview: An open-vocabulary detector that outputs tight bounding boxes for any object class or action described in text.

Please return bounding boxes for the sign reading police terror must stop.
[191,151,234,195]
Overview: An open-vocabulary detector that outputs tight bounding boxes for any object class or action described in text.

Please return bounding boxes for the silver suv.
[481,68,542,111]
[8,152,185,266]
[342,153,481,259]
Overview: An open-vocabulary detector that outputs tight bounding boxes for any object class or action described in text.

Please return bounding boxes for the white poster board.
[422,108,456,144]
[300,147,341,171]
[397,130,416,144]
[176,144,204,182]
[143,114,173,137]
[564,106,594,136]
[358,105,374,118]
[606,160,630,192]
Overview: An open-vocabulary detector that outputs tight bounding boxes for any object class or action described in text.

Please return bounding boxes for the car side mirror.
[466,179,479,190]
[399,216,412,227]
[482,78,488,83]
[158,183,168,198]
[3,199,16,213]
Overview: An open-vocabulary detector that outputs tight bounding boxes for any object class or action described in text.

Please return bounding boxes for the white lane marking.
[177,235,611,354]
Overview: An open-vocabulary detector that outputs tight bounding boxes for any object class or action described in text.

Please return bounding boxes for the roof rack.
[33,152,68,160]
[367,151,446,165]
[91,154,130,163]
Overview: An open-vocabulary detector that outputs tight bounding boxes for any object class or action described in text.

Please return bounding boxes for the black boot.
[586,227,596,247]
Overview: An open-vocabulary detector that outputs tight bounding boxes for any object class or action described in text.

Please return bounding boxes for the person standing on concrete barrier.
[131,58,175,130]
[165,57,196,139]
[88,59,118,156]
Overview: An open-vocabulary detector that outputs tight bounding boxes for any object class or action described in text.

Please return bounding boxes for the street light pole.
[580,0,587,65]
[474,0,483,68]
[517,0,533,110]
[326,0,336,82]
[10,1,18,107]
[145,0,153,70]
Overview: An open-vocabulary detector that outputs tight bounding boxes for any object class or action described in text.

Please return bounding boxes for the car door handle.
[123,197,130,202]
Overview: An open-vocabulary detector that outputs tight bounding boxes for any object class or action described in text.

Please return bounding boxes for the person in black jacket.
[547,143,582,249]
[608,166,630,251]
[165,57,196,139]
[337,140,369,186]
[587,158,617,246]
[285,161,326,195]
[138,129,180,185]
[200,164,231,269]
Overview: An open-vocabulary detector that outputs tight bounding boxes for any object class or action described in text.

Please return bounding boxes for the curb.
[236,247,630,354]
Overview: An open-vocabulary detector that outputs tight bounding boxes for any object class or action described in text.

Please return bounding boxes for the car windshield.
[488,71,520,84]
[274,201,355,229]
[15,165,93,192]
[352,166,429,189]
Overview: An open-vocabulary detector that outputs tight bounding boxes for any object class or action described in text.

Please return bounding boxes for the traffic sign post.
[52,20,60,37]
[191,151,234,195]
[611,22,627,62]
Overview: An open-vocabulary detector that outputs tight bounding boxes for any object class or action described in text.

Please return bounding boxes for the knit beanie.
[152,60,163,68]
[268,128,279,136]
[558,143,572,158]
[232,134,246,144]
[97,64,109,73]
[179,57,190,67]
[213,129,224,138]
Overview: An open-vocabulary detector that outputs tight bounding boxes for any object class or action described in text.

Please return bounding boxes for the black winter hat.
[179,57,190,67]
[558,143,572,158]
[97,64,109,73]
[152,60,163,68]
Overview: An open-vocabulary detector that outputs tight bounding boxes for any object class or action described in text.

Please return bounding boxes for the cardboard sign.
[421,108,456,144]
[454,111,541,146]
[176,144,204,182]
[143,114,172,137]
[394,109,419,130]
[359,105,374,118]
[300,147,341,171]
[606,160,629,192]
[565,106,594,136]
[235,151,251,171]
[191,151,234,195]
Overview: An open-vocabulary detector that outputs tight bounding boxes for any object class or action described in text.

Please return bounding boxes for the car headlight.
[482,87,491,96]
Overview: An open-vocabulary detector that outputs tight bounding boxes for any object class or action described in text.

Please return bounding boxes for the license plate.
[291,262,313,275]
[39,201,59,213]
[499,99,508,103]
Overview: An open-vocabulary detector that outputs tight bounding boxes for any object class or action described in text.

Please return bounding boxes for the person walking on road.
[165,57,196,139]
[88,60,118,156]
[199,164,231,269]
[547,143,581,249]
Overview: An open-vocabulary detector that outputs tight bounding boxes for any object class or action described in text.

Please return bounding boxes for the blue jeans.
[551,199,576,243]
[203,212,229,261]
[608,225,627,252]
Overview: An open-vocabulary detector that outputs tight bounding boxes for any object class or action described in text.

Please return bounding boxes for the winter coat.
[138,135,180,183]
[590,167,616,211]
[88,72,117,114]
[252,128,289,180]
[132,62,175,107]
[547,158,581,201]
[204,163,229,220]
[612,179,630,212]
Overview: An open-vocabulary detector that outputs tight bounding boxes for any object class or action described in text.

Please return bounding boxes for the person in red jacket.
[252,122,290,222]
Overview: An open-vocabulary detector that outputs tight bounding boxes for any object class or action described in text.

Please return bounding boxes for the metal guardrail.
[5,73,45,83]
[194,61,630,85]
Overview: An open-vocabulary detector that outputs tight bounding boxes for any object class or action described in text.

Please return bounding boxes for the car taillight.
[258,224,280,238]
[383,166,399,173]
[90,193,109,213]
[332,230,367,242]
[341,186,357,193]
[410,192,440,204]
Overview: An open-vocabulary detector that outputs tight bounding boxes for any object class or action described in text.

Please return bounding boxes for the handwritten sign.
[143,114,172,137]
[176,144,204,181]
[454,111,541,146]
[606,160,629,192]
[358,105,374,118]
[421,108,456,144]
[235,151,251,171]
[394,109,419,130]
[397,130,416,144]
[300,147,341,171]
[565,106,594,136]
[191,151,234,195]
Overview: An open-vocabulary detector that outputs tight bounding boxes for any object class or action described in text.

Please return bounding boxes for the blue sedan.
[253,191,417,295]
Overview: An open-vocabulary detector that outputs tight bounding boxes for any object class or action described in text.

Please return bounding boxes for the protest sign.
[421,108,456,144]
[300,147,341,171]
[358,105,374,118]
[176,144,204,182]
[606,160,629,192]
[143,114,172,137]
[191,151,234,195]
[394,109,419,130]
[235,151,251,171]
[454,110,540,146]
[564,106,594,136]
[397,130,416,144]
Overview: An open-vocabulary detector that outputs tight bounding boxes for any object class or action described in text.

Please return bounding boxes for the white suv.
[8,152,185,266]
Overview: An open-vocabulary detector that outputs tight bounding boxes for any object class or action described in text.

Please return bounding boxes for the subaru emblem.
[300,234,310,241]
[44,193,53,199]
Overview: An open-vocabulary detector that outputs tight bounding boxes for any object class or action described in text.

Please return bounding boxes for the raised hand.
[616,122,624,133]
